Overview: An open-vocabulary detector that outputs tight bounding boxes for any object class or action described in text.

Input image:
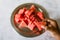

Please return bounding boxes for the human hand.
[42,18,60,38]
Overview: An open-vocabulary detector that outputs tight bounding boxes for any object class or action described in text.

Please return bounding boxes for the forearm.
[53,31,60,40]
[50,28,60,40]
[55,28,60,40]
[54,34,60,40]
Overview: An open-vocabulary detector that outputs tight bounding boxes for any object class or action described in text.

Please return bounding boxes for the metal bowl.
[11,3,49,37]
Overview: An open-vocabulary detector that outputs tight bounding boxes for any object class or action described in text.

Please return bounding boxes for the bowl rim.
[10,3,49,37]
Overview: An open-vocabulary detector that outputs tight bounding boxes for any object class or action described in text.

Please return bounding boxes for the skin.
[42,18,60,40]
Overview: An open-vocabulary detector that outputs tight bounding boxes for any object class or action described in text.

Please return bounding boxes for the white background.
[0,0,60,40]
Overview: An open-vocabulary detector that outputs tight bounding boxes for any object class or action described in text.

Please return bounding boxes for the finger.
[46,18,56,22]
[43,18,58,28]
[41,25,47,30]
[47,19,58,28]
[43,18,56,23]
[41,24,53,30]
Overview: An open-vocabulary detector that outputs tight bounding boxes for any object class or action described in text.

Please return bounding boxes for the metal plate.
[11,3,49,37]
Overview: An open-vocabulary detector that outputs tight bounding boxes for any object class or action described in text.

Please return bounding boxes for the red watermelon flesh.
[37,12,44,20]
[25,10,34,18]
[19,20,27,28]
[27,22,35,30]
[33,19,42,31]
[30,5,35,10]
[24,17,28,25]
[25,10,30,18]
[15,14,25,23]
[18,7,27,14]
[14,14,21,23]
[29,15,35,22]
[14,5,45,31]
[25,5,36,18]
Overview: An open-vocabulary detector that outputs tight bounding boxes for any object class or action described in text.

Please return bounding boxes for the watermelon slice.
[33,19,42,31]
[27,18,31,24]
[27,22,35,30]
[25,10,34,18]
[15,13,25,23]
[15,14,21,23]
[30,15,35,21]
[25,5,36,18]
[18,7,27,14]
[30,5,35,10]
[37,12,44,20]
[19,20,27,28]
[24,17,28,25]
[25,10,30,17]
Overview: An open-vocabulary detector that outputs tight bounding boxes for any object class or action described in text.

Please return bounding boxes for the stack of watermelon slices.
[14,5,45,31]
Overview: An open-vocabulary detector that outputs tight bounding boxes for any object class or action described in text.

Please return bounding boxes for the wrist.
[53,30,60,40]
